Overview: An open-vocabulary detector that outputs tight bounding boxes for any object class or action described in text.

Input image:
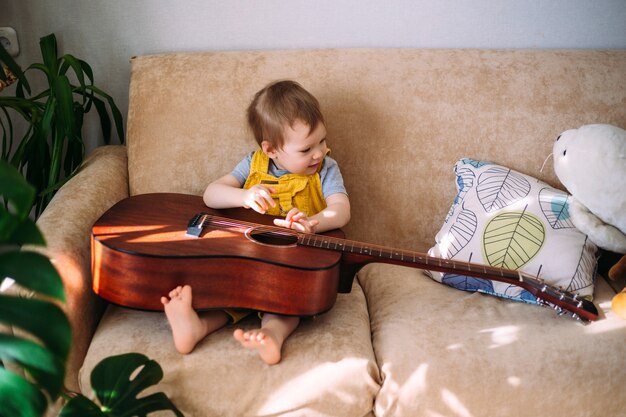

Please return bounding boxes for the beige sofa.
[35,49,626,416]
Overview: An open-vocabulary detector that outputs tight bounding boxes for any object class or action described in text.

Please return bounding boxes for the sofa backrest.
[126,49,626,251]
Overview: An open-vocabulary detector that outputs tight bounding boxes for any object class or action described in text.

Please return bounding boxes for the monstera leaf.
[59,353,184,417]
[0,160,182,417]
[483,208,545,270]
[0,160,70,417]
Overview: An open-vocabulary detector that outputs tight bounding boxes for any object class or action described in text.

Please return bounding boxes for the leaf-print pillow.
[428,158,597,303]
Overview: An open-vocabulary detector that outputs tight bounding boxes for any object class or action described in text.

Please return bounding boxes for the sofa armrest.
[28,145,129,391]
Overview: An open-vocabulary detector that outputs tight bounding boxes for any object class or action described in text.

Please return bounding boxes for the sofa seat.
[358,264,626,417]
[80,281,380,416]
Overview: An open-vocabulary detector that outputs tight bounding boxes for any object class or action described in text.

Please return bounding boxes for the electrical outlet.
[0,27,19,57]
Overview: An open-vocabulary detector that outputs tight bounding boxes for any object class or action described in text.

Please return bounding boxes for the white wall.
[2,0,626,152]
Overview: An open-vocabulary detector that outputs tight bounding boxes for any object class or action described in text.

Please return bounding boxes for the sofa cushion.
[358,263,626,417]
[80,281,380,417]
[427,158,597,304]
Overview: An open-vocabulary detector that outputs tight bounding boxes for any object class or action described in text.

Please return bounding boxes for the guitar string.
[208,217,544,283]
[203,216,588,311]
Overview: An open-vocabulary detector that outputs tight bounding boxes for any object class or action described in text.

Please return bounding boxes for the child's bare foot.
[161,285,218,354]
[233,328,282,365]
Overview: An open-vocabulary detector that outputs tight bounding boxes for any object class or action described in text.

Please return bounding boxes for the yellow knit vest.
[243,150,327,217]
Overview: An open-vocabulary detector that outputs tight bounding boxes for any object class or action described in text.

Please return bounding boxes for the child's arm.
[311,193,351,233]
[203,174,277,214]
[274,193,351,234]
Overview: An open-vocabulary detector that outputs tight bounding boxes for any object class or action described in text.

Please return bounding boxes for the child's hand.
[243,185,277,214]
[274,208,319,233]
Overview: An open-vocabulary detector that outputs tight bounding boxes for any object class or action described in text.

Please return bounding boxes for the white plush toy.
[552,123,626,318]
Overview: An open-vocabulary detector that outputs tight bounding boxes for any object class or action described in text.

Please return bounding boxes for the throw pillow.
[427,158,597,304]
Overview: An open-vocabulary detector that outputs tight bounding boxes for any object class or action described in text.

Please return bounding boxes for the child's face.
[263,120,328,175]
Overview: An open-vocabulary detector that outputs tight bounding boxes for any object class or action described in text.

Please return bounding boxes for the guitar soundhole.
[246,227,298,247]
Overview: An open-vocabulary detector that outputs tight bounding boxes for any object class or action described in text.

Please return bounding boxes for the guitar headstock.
[518,271,598,323]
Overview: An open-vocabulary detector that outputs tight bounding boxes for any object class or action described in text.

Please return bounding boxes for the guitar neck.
[199,214,598,322]
[299,232,521,283]
[296,232,598,322]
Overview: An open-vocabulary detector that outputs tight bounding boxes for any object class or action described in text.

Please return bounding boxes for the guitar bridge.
[186,212,210,238]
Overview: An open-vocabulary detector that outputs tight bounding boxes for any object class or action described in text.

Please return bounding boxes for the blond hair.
[247,80,324,149]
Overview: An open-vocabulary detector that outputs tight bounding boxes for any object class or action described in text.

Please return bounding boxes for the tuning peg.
[553,305,567,316]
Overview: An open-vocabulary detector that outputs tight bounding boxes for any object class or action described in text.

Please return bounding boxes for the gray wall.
[2,0,626,152]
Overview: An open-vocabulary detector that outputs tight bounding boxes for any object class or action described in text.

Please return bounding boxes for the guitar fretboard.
[198,214,598,322]
[298,232,522,281]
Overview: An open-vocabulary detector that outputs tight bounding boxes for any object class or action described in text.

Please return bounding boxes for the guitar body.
[92,193,345,315]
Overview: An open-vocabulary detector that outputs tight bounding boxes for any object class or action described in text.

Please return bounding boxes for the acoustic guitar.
[91,193,598,322]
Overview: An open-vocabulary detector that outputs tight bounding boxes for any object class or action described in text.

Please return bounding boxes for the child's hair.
[247,80,325,149]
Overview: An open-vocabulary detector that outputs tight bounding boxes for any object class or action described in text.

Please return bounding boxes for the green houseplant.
[0,33,124,217]
[0,159,183,417]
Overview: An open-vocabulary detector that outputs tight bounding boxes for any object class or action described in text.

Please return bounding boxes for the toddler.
[161,80,351,364]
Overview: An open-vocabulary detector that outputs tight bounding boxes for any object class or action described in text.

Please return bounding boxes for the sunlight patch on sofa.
[507,376,522,387]
[399,363,429,397]
[441,388,474,417]
[479,325,519,348]
[584,301,626,334]
[256,358,375,413]
[446,343,464,350]
[52,252,83,295]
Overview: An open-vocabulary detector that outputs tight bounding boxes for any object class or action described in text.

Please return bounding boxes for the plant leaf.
[0,159,35,217]
[59,54,87,89]
[0,367,47,417]
[0,251,64,300]
[83,85,125,143]
[52,75,75,138]
[78,59,94,84]
[91,96,112,144]
[0,207,45,245]
[58,394,106,416]
[0,334,65,398]
[0,295,71,361]
[121,392,186,417]
[39,34,58,78]
[12,217,45,245]
[90,353,184,417]
[37,95,57,148]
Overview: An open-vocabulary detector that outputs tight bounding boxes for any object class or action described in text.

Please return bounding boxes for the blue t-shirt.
[231,151,347,199]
